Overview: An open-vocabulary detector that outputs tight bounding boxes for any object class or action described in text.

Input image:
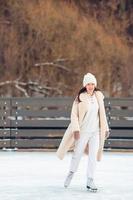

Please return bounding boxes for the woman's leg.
[86,133,99,191]
[69,133,89,173]
[64,133,88,187]
[87,133,99,179]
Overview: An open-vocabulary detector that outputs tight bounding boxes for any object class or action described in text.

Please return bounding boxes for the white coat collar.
[79,91,104,102]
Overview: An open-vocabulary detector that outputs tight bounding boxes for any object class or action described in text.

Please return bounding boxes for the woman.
[56,73,110,192]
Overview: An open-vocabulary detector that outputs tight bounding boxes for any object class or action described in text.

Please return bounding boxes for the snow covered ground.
[0,151,133,200]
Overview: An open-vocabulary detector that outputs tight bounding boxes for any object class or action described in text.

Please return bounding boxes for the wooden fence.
[0,97,133,150]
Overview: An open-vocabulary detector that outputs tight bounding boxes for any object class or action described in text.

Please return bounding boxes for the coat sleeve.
[70,98,80,132]
[101,92,110,132]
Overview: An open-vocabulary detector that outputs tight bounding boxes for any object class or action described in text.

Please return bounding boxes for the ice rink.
[0,151,133,200]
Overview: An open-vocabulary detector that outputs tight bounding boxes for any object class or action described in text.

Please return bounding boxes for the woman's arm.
[70,99,80,134]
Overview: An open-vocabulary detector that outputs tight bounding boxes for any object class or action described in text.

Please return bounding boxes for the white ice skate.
[86,178,98,192]
[64,171,74,188]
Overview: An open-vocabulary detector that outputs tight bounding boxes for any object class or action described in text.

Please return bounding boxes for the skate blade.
[87,186,98,193]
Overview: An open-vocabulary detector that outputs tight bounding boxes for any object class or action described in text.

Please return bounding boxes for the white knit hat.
[83,73,97,87]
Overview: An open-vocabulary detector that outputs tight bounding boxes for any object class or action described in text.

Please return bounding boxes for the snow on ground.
[0,151,133,200]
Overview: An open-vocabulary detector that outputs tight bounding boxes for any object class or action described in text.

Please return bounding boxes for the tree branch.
[0,80,62,96]
[15,84,29,97]
[34,62,70,72]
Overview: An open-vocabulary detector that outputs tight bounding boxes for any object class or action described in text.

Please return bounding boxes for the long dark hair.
[76,87,100,103]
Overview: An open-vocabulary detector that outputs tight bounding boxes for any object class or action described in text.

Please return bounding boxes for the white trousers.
[69,132,99,179]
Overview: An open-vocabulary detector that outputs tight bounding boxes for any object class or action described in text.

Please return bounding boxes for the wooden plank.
[11,109,71,118]
[104,99,111,107]
[0,110,10,117]
[0,99,11,128]
[110,129,133,138]
[11,97,73,106]
[109,119,133,128]
[0,99,10,105]
[104,139,133,149]
[10,138,133,149]
[106,99,133,107]
[0,139,11,148]
[0,101,11,117]
[0,129,10,137]
[10,120,70,128]
[0,120,11,127]
[11,129,64,138]
[109,109,133,117]
[11,129,133,139]
[10,139,61,148]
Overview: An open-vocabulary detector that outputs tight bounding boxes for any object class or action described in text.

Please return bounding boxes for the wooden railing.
[0,97,133,150]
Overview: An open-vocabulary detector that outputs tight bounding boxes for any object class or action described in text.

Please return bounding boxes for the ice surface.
[0,151,133,200]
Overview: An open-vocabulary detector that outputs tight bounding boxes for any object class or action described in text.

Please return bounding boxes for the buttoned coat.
[56,91,109,161]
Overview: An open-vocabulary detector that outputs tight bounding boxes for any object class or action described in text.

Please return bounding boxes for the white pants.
[69,132,99,179]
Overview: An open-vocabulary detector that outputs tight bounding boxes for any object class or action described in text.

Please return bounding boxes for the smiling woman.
[57,72,110,192]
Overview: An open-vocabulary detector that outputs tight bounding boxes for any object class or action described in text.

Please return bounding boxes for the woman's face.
[85,83,95,95]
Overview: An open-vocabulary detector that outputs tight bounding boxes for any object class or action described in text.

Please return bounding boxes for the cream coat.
[56,91,109,161]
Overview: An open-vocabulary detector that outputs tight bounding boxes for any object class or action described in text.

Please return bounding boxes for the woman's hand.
[73,131,80,140]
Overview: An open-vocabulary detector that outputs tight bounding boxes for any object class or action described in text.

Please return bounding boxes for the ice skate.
[86,178,98,192]
[64,171,74,188]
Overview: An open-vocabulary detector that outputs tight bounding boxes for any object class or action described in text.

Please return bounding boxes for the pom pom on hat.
[83,73,97,87]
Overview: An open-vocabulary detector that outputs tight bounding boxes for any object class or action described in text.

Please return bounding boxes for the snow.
[0,151,133,200]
